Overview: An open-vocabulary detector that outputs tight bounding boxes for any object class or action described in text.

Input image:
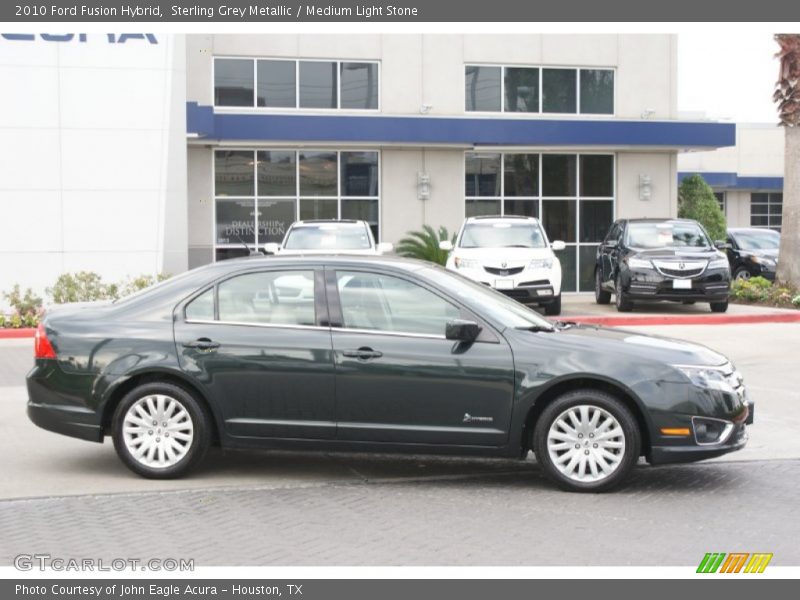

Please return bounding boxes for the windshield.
[284,224,372,250]
[459,221,547,249]
[732,229,780,251]
[626,222,711,250]
[420,266,553,330]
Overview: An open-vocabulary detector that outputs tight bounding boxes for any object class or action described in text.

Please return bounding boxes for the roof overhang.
[187,102,735,151]
[678,171,783,191]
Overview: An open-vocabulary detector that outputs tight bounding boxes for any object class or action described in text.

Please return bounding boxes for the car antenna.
[232,233,260,256]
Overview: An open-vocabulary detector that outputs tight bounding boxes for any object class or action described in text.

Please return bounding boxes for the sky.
[678,33,779,123]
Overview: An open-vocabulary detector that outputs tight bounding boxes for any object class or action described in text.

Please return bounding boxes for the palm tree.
[395,225,456,266]
[773,34,800,287]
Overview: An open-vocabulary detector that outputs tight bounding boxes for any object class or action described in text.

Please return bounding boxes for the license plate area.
[495,279,514,290]
[672,279,692,289]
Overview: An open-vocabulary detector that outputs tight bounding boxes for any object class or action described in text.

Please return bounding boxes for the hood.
[506,323,728,367]
[453,246,553,268]
[742,248,779,259]
[631,247,722,261]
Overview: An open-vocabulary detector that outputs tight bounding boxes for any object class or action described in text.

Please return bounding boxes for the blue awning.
[187,102,735,149]
[678,171,783,191]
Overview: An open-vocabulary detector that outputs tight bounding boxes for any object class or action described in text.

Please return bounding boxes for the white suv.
[440,216,565,315]
[264,220,393,256]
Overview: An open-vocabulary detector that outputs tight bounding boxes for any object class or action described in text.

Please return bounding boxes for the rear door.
[175,267,337,440]
[326,267,516,447]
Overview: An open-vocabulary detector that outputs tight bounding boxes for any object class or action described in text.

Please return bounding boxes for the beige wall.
[724,191,752,229]
[679,124,783,176]
[615,152,677,220]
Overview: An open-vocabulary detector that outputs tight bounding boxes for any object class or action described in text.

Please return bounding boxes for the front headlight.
[749,255,776,267]
[528,257,554,270]
[454,257,480,269]
[674,365,735,393]
[627,257,653,269]
[708,258,730,270]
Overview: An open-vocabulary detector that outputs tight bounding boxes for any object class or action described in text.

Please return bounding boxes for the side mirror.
[445,319,481,343]
[605,239,618,249]
[551,240,566,251]
[439,240,454,251]
[715,240,732,250]
[376,242,394,254]
[263,243,280,255]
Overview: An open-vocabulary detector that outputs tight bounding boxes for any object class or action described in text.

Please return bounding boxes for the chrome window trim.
[185,319,329,332]
[334,327,447,340]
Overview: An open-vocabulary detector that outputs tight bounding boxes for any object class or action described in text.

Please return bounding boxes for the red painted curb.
[0,328,35,339]
[566,312,800,327]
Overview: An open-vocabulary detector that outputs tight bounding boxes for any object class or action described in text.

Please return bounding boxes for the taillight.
[34,323,57,359]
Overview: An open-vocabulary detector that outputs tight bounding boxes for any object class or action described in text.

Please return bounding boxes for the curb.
[0,328,35,339]
[566,312,800,327]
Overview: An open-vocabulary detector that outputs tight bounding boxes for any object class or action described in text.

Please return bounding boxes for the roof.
[623,218,697,224]
[467,215,538,223]
[218,253,428,272]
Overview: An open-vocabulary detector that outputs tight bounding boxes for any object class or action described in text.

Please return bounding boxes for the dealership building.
[0,33,735,298]
[679,123,784,232]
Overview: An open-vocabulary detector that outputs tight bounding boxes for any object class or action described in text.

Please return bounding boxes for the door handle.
[342,347,383,360]
[182,338,221,351]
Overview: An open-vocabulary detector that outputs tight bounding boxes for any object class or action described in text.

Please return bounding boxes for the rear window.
[284,224,372,250]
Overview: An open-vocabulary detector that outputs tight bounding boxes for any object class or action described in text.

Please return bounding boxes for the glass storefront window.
[750,192,783,231]
[340,63,379,110]
[299,61,338,109]
[465,66,502,112]
[300,198,338,220]
[215,151,255,197]
[464,152,614,292]
[505,67,539,113]
[341,152,379,196]
[257,151,296,196]
[256,60,296,108]
[580,69,614,115]
[341,199,379,240]
[215,198,256,246]
[214,59,254,107]
[542,68,577,113]
[257,198,296,244]
[299,151,338,196]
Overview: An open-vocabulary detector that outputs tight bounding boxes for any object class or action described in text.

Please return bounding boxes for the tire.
[615,275,633,312]
[710,301,729,313]
[533,389,641,493]
[734,267,751,281]
[544,294,562,316]
[112,382,211,479]
[595,269,611,305]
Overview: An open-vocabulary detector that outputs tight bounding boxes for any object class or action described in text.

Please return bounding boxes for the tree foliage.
[395,225,456,266]
[677,174,727,242]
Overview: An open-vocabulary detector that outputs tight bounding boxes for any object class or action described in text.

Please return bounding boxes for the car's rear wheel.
[544,294,562,316]
[112,382,211,479]
[533,390,641,492]
[615,275,633,312]
[595,269,611,305]
[710,301,729,313]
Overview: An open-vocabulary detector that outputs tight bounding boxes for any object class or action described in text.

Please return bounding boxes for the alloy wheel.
[546,405,626,483]
[122,394,194,468]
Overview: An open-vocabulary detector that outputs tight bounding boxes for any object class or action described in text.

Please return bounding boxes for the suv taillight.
[34,323,56,359]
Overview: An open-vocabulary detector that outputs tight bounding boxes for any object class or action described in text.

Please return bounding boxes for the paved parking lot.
[1,323,799,565]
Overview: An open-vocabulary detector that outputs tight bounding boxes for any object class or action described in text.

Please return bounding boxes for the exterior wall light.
[417,172,431,201]
[639,174,652,201]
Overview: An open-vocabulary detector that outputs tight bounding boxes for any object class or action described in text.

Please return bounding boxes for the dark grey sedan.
[27,255,753,492]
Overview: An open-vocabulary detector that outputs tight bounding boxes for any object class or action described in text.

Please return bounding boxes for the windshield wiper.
[516,324,556,333]
[503,244,531,248]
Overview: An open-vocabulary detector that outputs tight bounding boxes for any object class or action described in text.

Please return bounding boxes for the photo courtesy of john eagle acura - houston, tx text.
[27,255,754,492]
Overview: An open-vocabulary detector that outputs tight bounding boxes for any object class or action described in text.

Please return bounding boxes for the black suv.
[726,227,780,281]
[595,218,732,312]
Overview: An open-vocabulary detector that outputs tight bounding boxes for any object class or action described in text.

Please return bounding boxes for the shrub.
[2,284,43,317]
[793,294,800,307]
[47,272,119,304]
[730,276,772,302]
[119,273,171,297]
[678,174,727,242]
[396,225,456,266]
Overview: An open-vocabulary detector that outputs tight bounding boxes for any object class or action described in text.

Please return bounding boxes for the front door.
[327,268,516,447]
[175,268,336,440]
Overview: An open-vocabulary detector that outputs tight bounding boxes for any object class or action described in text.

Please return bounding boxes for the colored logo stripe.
[697,552,773,573]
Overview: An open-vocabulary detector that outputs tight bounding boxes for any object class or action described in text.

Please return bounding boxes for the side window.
[216,270,316,326]
[185,288,214,321]
[336,271,460,336]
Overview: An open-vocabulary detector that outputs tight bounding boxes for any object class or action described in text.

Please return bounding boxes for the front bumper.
[454,268,560,305]
[650,421,749,464]
[624,266,730,302]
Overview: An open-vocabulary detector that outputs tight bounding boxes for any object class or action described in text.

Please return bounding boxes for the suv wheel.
[595,269,611,304]
[615,275,633,312]
[544,294,562,316]
[710,301,729,313]
[533,390,641,492]
[734,267,751,281]
[112,382,211,479]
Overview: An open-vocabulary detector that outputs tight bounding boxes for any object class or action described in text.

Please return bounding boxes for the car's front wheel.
[734,267,752,281]
[544,294,562,316]
[533,389,641,492]
[710,301,729,313]
[615,275,633,312]
[112,382,211,479]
